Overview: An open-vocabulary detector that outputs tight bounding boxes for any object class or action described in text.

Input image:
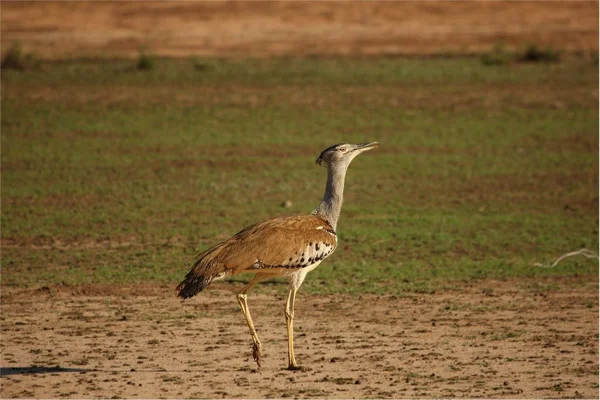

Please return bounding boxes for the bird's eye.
[338,147,347,153]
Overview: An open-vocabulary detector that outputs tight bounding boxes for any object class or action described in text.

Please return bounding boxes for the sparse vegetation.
[1,41,36,70]
[1,56,598,293]
[480,43,511,66]
[191,56,214,71]
[481,43,562,66]
[518,44,560,63]
[136,48,154,71]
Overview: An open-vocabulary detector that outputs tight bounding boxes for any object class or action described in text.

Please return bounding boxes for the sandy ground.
[1,1,598,59]
[1,278,597,399]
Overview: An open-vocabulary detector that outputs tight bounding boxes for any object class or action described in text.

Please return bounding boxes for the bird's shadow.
[0,366,92,376]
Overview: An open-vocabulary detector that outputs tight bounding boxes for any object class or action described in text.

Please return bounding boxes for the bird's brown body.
[177,142,377,370]
[177,215,337,299]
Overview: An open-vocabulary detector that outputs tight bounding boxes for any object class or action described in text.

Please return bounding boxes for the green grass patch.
[1,56,598,293]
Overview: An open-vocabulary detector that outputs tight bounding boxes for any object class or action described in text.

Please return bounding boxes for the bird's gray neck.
[313,164,348,231]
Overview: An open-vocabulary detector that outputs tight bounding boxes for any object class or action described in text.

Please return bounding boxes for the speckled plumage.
[176,215,337,298]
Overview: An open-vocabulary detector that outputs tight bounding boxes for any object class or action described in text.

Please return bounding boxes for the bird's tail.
[177,269,230,298]
[176,242,230,299]
[176,274,211,299]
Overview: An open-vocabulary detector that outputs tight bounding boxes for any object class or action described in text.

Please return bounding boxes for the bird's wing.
[222,214,338,272]
[184,215,337,282]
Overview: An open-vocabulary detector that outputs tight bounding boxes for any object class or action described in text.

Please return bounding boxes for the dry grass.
[1,1,598,59]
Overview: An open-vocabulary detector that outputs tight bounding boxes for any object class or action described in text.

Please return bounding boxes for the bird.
[176,142,378,370]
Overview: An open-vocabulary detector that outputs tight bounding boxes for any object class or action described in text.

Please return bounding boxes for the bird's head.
[316,142,378,168]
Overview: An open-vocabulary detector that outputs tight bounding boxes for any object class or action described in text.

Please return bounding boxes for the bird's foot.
[287,363,301,371]
[252,342,262,368]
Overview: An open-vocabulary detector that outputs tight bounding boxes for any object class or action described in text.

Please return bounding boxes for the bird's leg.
[237,293,262,367]
[237,274,268,368]
[285,286,300,370]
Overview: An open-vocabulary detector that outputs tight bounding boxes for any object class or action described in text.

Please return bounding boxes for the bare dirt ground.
[1,1,598,59]
[1,278,597,399]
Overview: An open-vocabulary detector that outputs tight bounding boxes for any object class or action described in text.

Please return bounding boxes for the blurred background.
[1,1,598,291]
[1,1,598,58]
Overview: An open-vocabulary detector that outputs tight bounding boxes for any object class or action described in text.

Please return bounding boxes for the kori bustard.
[177,142,378,370]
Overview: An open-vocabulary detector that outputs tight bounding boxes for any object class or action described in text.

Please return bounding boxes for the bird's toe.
[252,342,262,367]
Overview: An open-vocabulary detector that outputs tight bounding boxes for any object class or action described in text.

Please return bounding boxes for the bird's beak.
[354,142,379,153]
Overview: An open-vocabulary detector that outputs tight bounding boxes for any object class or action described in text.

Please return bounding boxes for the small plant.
[591,51,599,66]
[136,48,154,71]
[191,56,213,71]
[481,43,511,66]
[518,44,560,63]
[1,41,36,70]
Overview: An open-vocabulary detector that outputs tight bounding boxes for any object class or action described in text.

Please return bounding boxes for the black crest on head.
[316,143,344,166]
